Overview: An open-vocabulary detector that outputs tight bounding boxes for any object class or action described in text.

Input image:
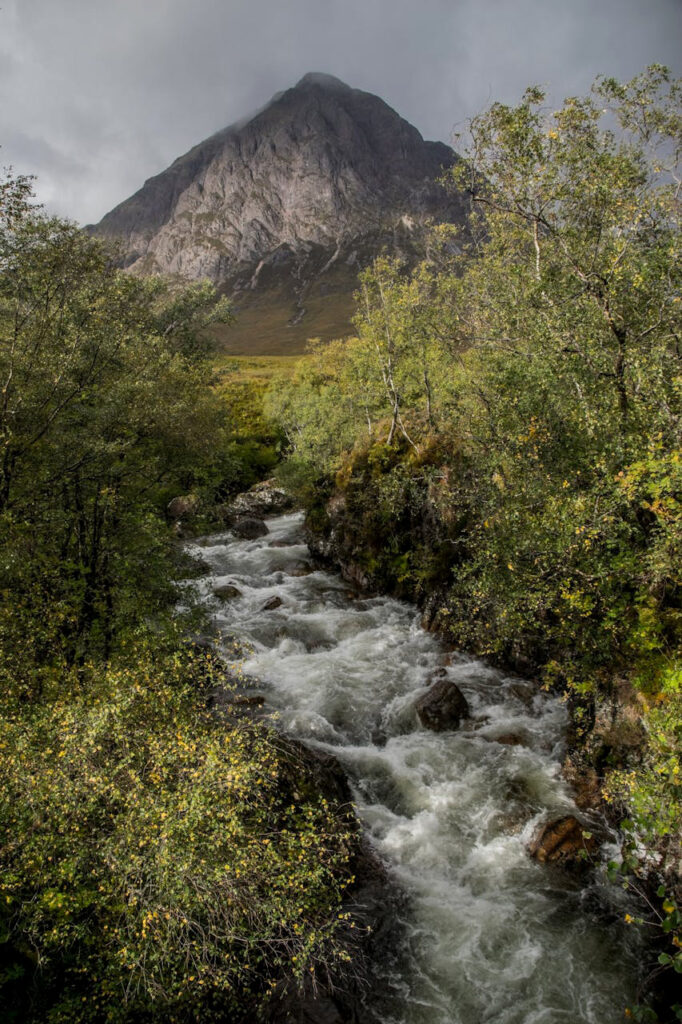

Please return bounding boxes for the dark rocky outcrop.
[262,595,284,611]
[563,679,648,812]
[415,678,470,732]
[205,681,397,1021]
[233,516,269,539]
[268,740,398,1024]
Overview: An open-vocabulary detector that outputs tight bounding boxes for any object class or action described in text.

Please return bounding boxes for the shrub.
[0,635,356,1022]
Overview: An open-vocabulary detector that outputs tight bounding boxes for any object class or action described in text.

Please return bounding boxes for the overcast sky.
[2,0,680,225]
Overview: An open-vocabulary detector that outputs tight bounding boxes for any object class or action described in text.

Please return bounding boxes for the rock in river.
[214,584,242,601]
[415,678,470,732]
[232,516,268,540]
[529,815,599,867]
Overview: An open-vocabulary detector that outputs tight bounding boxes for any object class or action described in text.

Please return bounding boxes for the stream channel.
[188,512,643,1024]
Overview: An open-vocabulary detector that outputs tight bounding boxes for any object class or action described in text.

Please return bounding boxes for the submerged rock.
[288,562,314,577]
[262,595,283,611]
[529,815,599,867]
[486,731,528,747]
[507,680,538,707]
[415,678,470,732]
[232,516,269,539]
[213,584,242,601]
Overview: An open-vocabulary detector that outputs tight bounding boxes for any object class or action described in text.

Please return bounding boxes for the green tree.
[0,172,358,1022]
[0,180,232,669]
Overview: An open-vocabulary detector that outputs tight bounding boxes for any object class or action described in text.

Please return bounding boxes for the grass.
[208,263,358,356]
[213,353,305,381]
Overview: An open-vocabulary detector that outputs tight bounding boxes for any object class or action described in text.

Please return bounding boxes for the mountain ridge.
[91,73,467,352]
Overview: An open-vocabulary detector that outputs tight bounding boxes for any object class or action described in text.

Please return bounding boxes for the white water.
[188,513,641,1023]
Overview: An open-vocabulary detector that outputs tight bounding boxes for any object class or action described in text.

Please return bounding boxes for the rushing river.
[188,512,642,1024]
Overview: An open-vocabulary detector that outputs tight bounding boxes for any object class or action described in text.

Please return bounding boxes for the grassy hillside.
[209,263,358,356]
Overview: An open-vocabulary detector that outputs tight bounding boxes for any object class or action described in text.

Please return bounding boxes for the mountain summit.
[92,74,466,352]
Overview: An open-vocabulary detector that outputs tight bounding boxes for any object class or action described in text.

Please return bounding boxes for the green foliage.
[0,634,355,1022]
[606,690,682,868]
[211,358,287,501]
[0,187,233,665]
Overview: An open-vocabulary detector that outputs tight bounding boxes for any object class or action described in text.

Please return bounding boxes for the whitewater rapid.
[187,512,641,1024]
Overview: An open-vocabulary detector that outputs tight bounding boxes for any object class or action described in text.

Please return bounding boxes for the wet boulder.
[507,680,538,708]
[231,480,293,517]
[415,678,470,732]
[261,595,283,611]
[287,561,314,577]
[213,584,242,601]
[529,815,599,867]
[232,516,268,539]
[494,732,527,747]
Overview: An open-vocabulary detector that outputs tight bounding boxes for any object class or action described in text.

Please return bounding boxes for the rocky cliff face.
[91,73,467,352]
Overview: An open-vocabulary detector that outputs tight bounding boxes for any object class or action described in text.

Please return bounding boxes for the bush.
[0,634,357,1022]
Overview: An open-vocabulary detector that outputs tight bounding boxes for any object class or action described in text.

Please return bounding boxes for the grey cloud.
[1,0,680,224]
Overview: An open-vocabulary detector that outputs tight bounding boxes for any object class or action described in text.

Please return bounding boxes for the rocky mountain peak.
[92,74,467,353]
[293,71,351,91]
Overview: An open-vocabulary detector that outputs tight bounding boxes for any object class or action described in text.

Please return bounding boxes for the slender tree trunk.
[423,367,433,428]
[613,326,629,425]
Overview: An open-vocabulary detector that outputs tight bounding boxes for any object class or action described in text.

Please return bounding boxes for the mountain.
[91,72,467,354]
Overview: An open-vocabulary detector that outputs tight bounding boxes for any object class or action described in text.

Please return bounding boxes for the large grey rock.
[415,678,470,732]
[231,480,293,517]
